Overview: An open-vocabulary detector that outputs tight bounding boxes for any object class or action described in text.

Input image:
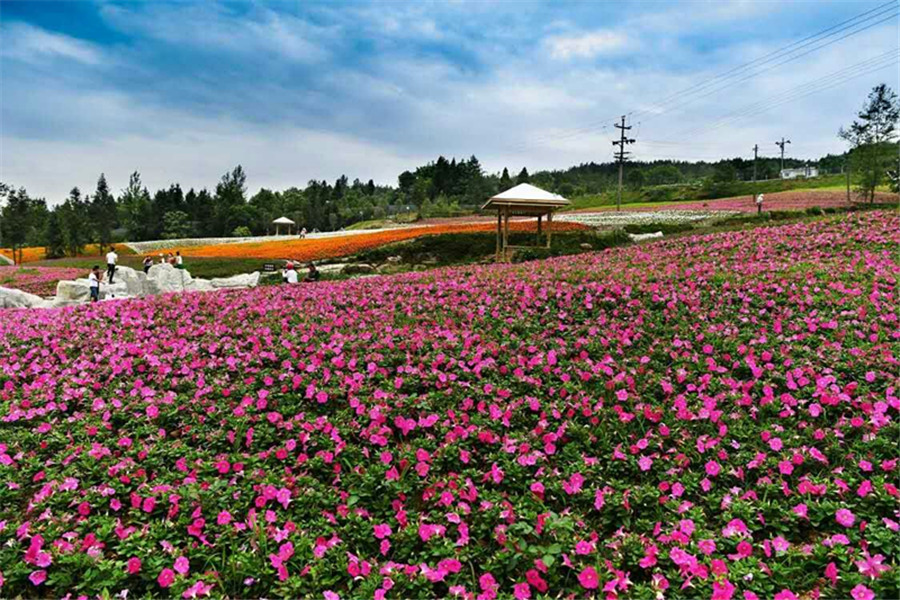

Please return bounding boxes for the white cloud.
[99,3,333,63]
[545,31,629,60]
[0,22,102,65]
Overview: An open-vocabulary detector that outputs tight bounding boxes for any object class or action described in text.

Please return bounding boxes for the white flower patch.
[556,210,736,228]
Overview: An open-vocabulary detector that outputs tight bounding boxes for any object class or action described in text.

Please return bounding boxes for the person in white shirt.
[283,262,299,284]
[105,246,118,283]
[175,251,184,269]
[89,266,102,302]
[755,193,764,214]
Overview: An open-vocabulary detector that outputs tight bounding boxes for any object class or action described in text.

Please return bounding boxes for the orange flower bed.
[0,244,133,263]
[164,221,588,261]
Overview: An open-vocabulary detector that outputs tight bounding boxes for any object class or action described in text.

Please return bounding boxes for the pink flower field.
[0,266,85,297]
[0,211,897,599]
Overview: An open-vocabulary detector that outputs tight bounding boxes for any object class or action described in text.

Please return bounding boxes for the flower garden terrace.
[0,211,897,599]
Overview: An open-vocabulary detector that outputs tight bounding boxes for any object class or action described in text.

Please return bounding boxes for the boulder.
[341,263,375,275]
[627,231,664,242]
[54,279,128,305]
[210,272,260,289]
[386,256,402,263]
[580,243,593,250]
[111,266,147,296]
[146,263,193,294]
[187,279,215,292]
[55,280,91,305]
[0,286,48,309]
[315,264,346,275]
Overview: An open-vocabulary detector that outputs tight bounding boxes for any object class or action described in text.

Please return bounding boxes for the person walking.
[105,246,118,284]
[755,193,764,214]
[89,266,102,302]
[142,256,153,274]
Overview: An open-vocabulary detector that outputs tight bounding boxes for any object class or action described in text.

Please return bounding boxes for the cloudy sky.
[1,0,898,202]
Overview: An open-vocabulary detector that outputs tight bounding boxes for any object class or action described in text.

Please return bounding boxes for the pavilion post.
[496,210,502,260]
[536,215,542,244]
[503,206,510,261]
[546,211,553,249]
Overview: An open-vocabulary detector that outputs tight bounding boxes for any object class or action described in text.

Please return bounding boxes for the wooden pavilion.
[481,183,570,261]
[272,216,295,235]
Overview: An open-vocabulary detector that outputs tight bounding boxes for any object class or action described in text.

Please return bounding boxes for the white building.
[780,166,819,180]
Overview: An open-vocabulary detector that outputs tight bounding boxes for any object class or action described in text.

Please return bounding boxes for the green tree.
[499,167,512,190]
[0,186,33,264]
[214,165,248,236]
[626,170,645,189]
[118,172,155,241]
[645,165,682,185]
[231,225,252,237]
[162,211,192,239]
[516,167,530,184]
[59,187,90,257]
[839,83,900,203]
[90,173,117,250]
[44,210,65,259]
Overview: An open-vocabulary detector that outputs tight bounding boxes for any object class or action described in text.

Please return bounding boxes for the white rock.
[0,286,48,309]
[187,279,215,292]
[111,266,147,296]
[627,231,664,242]
[55,280,91,305]
[315,264,345,275]
[210,272,260,289]
[146,263,193,294]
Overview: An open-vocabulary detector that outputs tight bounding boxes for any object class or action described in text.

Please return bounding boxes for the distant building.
[780,166,819,179]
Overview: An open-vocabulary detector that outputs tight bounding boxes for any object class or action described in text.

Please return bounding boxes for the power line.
[630,1,897,119]
[679,51,900,139]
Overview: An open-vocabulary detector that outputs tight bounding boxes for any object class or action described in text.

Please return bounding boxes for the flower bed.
[164,221,588,260]
[557,209,733,228]
[0,244,135,264]
[0,266,85,296]
[0,212,897,599]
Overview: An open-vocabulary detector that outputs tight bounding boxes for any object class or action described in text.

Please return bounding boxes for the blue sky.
[1,0,898,201]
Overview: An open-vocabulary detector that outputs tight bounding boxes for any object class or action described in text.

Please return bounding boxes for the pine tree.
[44,210,65,259]
[839,83,900,203]
[516,167,530,184]
[499,168,512,190]
[91,173,117,250]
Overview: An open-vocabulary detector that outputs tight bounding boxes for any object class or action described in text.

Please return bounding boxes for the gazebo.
[272,216,295,235]
[482,183,570,261]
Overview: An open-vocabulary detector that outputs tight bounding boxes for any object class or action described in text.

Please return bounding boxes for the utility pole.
[752,144,759,183]
[846,155,851,203]
[775,137,791,176]
[612,115,635,211]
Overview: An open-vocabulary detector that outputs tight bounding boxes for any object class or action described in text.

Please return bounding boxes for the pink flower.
[127,556,142,575]
[638,456,653,471]
[323,592,340,600]
[513,582,531,600]
[578,566,599,590]
[773,590,798,600]
[850,585,875,600]
[182,580,214,598]
[174,556,190,576]
[705,461,721,477]
[374,523,392,539]
[29,570,47,586]
[158,568,176,588]
[835,508,856,527]
[712,580,735,600]
[217,511,232,525]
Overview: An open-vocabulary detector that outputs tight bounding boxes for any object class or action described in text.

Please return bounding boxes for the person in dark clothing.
[142,256,153,274]
[304,263,320,282]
